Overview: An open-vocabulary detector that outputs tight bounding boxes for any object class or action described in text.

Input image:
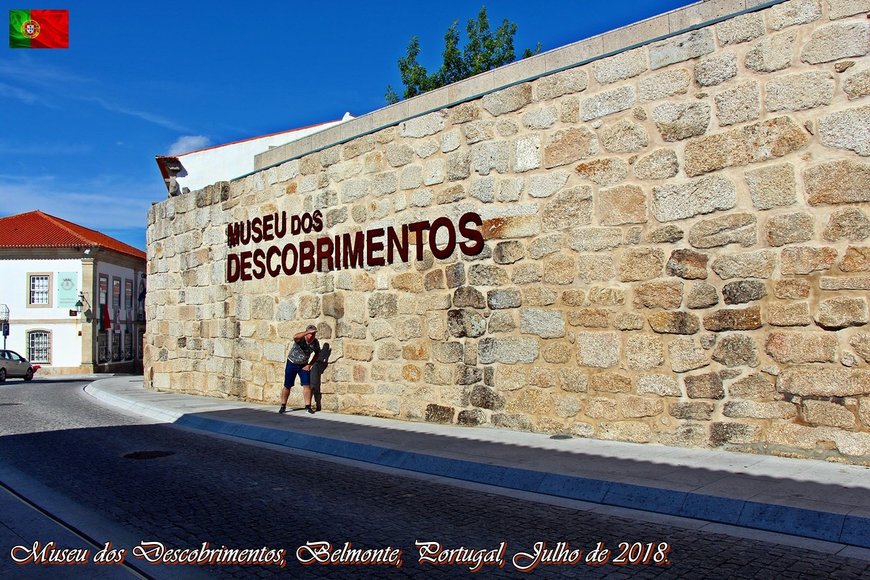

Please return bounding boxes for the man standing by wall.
[279,324,320,415]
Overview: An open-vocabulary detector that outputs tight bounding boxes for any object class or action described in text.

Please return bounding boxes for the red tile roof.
[0,211,146,261]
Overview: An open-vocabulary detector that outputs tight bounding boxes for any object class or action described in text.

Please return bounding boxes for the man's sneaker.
[278,405,286,414]
[305,405,315,414]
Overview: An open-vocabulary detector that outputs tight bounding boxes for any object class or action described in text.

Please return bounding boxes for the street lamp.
[75,292,92,322]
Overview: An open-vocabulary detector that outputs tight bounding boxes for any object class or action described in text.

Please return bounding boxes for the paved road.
[0,378,868,579]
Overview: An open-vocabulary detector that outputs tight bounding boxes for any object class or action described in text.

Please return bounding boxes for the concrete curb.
[85,380,870,549]
[175,413,870,548]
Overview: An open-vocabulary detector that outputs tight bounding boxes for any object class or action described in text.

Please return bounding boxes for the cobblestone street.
[1,380,868,579]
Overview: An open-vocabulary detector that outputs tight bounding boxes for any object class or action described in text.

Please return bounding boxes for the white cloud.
[168,135,211,155]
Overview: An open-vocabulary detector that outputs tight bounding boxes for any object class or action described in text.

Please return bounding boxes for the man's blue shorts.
[284,361,311,388]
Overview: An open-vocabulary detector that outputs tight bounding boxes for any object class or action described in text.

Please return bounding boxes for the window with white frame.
[28,274,50,306]
[28,330,50,364]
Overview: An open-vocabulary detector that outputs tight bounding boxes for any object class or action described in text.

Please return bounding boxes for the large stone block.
[580,86,636,121]
[717,12,764,45]
[651,102,711,142]
[745,163,796,210]
[829,0,870,19]
[599,421,652,444]
[851,332,870,363]
[542,186,593,231]
[768,302,811,327]
[824,208,869,244]
[634,280,683,309]
[819,105,870,156]
[447,309,486,338]
[569,227,622,251]
[568,308,610,328]
[513,135,541,172]
[527,171,569,200]
[577,332,619,368]
[651,175,736,222]
[368,292,398,318]
[801,21,869,64]
[684,116,809,177]
[597,185,647,226]
[669,337,710,372]
[722,280,767,305]
[766,71,834,112]
[522,106,558,130]
[715,81,761,127]
[667,249,708,280]
[543,254,577,285]
[730,373,775,400]
[399,111,447,138]
[703,305,762,332]
[821,275,870,290]
[600,119,650,153]
[520,308,565,338]
[470,385,505,410]
[844,67,870,100]
[689,213,757,249]
[766,212,814,247]
[634,149,679,180]
[574,255,614,284]
[815,297,869,329]
[724,400,796,420]
[487,288,522,310]
[478,337,539,364]
[535,69,589,101]
[482,83,533,116]
[468,264,510,286]
[670,402,714,420]
[685,372,724,399]
[625,335,664,370]
[768,0,821,31]
[780,246,837,274]
[471,141,511,175]
[841,246,870,272]
[620,395,663,418]
[648,311,701,335]
[802,400,856,430]
[638,69,691,102]
[543,127,598,168]
[711,250,776,279]
[575,158,628,186]
[765,331,838,363]
[638,374,681,396]
[648,29,714,70]
[778,368,870,397]
[745,30,796,73]
[710,422,758,446]
[619,247,665,282]
[695,52,737,87]
[592,47,648,84]
[712,333,758,367]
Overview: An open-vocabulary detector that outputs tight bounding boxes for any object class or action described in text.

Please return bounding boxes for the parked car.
[0,349,37,382]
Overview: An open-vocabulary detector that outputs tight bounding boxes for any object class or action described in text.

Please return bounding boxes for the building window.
[125,279,133,310]
[27,331,51,364]
[28,274,51,307]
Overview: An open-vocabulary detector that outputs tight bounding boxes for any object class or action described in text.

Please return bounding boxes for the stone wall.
[145,0,870,464]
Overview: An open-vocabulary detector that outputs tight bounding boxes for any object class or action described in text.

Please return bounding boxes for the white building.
[155,114,353,195]
[0,211,147,375]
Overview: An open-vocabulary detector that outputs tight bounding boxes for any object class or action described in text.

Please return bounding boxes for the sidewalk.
[86,376,870,553]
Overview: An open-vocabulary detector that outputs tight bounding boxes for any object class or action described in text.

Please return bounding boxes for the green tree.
[385,6,540,104]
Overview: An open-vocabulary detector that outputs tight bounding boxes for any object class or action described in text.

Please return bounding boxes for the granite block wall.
[146,0,870,463]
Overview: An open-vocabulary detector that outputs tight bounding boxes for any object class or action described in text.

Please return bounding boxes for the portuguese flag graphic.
[10,9,68,48]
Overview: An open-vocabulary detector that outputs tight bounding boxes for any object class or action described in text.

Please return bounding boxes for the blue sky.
[1,0,694,251]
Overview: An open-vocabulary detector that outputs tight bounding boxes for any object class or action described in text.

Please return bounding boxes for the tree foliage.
[385,6,541,104]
